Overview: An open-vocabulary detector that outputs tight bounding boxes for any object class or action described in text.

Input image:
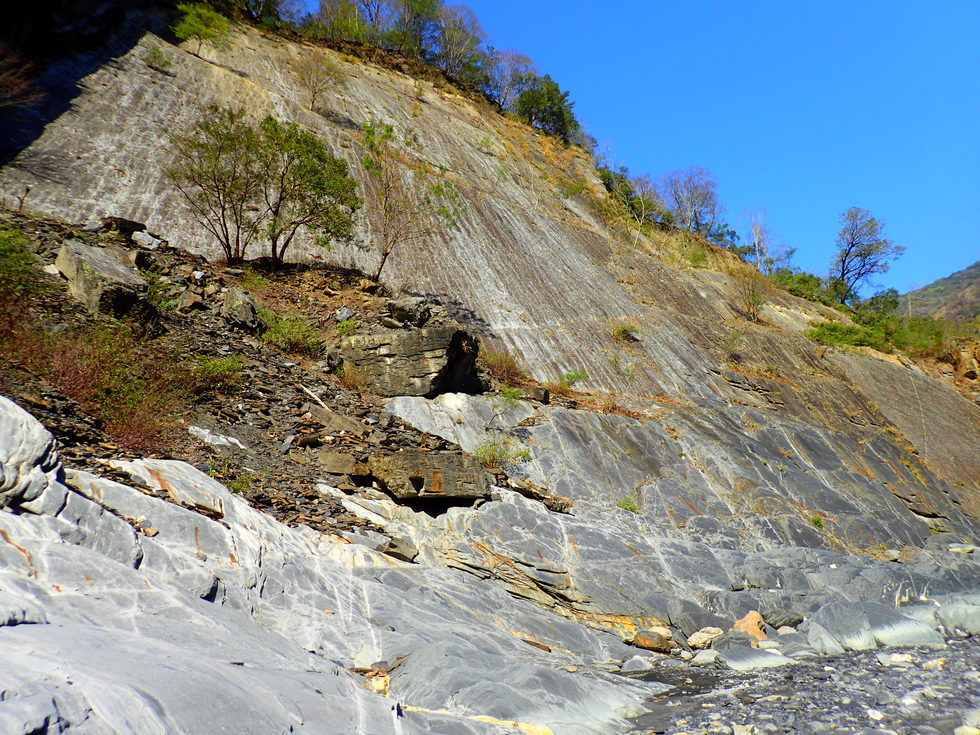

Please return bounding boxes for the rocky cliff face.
[1,21,979,735]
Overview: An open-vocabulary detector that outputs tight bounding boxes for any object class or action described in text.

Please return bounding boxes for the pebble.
[628,638,980,735]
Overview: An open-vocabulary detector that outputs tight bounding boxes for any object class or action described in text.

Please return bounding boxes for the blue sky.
[303,1,980,295]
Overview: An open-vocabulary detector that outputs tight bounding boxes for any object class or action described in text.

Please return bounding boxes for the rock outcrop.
[0,396,661,735]
[339,324,482,397]
[54,239,147,316]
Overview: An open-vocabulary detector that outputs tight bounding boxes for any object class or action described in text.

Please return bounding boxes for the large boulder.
[368,449,491,499]
[339,324,483,397]
[0,396,61,510]
[54,239,147,316]
[220,286,264,333]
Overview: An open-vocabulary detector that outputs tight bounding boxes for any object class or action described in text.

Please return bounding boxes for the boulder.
[339,324,483,397]
[732,610,767,643]
[54,239,147,316]
[762,607,804,629]
[220,286,264,333]
[808,601,946,653]
[368,450,491,499]
[632,630,673,654]
[0,396,61,510]
[717,645,796,671]
[316,450,359,476]
[687,626,724,649]
[386,296,432,327]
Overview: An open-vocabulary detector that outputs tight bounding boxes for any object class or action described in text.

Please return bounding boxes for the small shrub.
[804,321,889,352]
[547,369,588,397]
[473,440,530,469]
[142,47,172,71]
[240,267,270,289]
[616,497,638,513]
[479,348,525,385]
[811,516,825,529]
[334,362,366,392]
[474,136,496,154]
[144,269,177,311]
[611,324,638,342]
[335,318,357,337]
[770,269,835,306]
[7,322,188,451]
[730,267,772,322]
[259,308,323,355]
[681,244,708,268]
[0,228,42,300]
[226,472,253,495]
[193,353,245,393]
[557,179,586,198]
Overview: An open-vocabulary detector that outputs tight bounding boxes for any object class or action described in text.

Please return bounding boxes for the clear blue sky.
[304,1,980,295]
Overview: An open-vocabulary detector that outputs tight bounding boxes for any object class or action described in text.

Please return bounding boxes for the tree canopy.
[173,3,231,56]
[830,207,905,304]
[166,106,358,264]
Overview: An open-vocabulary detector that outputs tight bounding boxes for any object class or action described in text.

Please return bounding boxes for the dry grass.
[478,347,525,385]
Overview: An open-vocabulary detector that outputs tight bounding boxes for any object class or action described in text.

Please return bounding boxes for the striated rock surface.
[1,24,977,511]
[0,396,666,735]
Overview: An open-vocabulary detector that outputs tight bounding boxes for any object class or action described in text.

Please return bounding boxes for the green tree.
[167,106,358,264]
[830,207,905,304]
[360,118,464,281]
[514,74,580,143]
[386,0,441,59]
[173,3,231,56]
[310,0,369,40]
[256,117,360,264]
[166,106,263,262]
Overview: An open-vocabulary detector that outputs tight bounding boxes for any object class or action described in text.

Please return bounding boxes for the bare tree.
[486,48,535,110]
[830,206,905,304]
[360,119,464,281]
[730,266,773,322]
[294,52,344,110]
[358,0,393,43]
[435,4,485,79]
[609,172,661,248]
[660,166,722,236]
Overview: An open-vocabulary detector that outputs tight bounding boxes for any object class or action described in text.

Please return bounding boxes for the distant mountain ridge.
[904,260,980,323]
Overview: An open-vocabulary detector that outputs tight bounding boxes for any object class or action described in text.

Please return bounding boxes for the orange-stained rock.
[732,610,767,646]
[632,630,673,653]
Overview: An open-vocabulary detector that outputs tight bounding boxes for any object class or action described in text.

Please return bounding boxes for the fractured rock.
[221,286,264,333]
[368,450,491,499]
[733,610,767,643]
[316,450,359,476]
[54,239,147,316]
[339,324,483,397]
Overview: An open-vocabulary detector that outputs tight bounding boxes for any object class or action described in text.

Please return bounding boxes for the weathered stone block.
[316,450,358,475]
[368,450,490,499]
[55,239,146,316]
[339,325,482,397]
[220,286,264,333]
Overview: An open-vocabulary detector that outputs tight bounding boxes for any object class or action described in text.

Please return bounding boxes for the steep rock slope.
[2,25,977,525]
